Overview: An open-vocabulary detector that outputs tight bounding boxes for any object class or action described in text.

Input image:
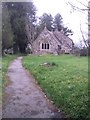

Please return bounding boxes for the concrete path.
[2,57,63,118]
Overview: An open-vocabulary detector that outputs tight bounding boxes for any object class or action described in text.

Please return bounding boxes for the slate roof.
[53,29,73,49]
[35,26,61,45]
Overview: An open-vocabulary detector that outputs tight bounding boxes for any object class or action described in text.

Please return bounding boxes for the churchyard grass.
[22,54,89,119]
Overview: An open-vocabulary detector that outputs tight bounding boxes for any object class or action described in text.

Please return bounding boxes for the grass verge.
[0,57,2,112]
[2,55,17,105]
[2,55,17,87]
[22,54,89,119]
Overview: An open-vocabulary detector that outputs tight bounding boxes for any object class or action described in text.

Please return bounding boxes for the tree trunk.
[18,44,26,54]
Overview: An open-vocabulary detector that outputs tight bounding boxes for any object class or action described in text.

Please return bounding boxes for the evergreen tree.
[6,2,36,53]
[39,13,53,31]
[54,13,73,36]
[54,13,63,31]
[2,3,13,54]
[63,27,73,36]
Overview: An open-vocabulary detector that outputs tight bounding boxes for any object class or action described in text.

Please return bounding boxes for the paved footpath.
[2,57,63,118]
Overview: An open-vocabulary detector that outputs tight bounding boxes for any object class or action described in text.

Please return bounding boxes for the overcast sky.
[32,0,88,45]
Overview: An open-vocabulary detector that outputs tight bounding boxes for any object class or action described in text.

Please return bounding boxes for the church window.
[42,43,49,49]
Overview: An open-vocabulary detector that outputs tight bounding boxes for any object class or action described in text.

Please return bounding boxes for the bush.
[40,62,58,67]
[48,62,58,66]
[80,48,88,56]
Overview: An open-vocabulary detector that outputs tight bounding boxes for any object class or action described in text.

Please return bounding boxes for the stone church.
[32,27,74,55]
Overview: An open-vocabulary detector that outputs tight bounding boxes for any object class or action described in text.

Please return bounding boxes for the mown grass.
[22,54,89,119]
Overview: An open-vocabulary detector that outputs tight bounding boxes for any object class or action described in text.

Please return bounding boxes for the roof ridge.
[45,29,61,45]
[53,31,62,44]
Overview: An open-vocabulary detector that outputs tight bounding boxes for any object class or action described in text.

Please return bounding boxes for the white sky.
[32,0,88,45]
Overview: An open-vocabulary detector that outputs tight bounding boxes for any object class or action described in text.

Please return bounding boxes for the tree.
[39,13,53,31]
[33,13,54,40]
[54,13,73,36]
[2,3,14,54]
[6,2,36,53]
[65,0,89,48]
[54,13,63,31]
[25,2,37,46]
[34,12,73,40]
[65,0,89,12]
[80,22,88,48]
[63,27,73,36]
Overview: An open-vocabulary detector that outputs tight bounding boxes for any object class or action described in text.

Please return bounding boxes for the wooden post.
[88,1,90,55]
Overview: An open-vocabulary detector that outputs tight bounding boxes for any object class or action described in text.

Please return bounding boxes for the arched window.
[47,44,49,49]
[42,43,49,49]
[45,43,47,49]
[42,43,44,49]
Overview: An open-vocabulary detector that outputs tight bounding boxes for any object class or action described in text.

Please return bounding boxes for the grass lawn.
[22,54,89,119]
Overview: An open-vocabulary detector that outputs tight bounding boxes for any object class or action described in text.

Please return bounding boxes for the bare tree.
[64,0,89,48]
[80,21,88,47]
[64,0,89,12]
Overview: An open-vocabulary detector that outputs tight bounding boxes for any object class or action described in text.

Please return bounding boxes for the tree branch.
[80,21,88,47]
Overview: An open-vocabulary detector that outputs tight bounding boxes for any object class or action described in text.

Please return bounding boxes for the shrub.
[80,48,88,56]
[48,62,58,66]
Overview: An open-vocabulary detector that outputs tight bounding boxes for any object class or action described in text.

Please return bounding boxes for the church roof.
[34,26,73,48]
[35,26,61,45]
